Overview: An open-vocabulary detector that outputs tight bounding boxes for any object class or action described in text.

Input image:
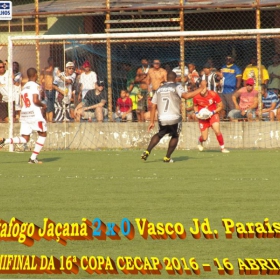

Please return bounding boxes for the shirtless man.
[40,57,56,122]
[146,59,167,96]
[134,58,150,121]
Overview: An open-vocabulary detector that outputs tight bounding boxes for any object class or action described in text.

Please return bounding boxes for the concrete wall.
[1,121,280,151]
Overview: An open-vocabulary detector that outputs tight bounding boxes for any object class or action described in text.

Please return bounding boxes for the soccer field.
[0,148,279,279]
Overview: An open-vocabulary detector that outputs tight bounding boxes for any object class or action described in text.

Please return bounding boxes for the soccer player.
[0,68,47,164]
[141,71,206,163]
[194,82,229,153]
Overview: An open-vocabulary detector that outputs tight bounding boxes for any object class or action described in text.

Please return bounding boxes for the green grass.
[0,148,280,279]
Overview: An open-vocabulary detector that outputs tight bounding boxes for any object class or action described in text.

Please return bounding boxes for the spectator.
[187,63,199,86]
[12,61,22,121]
[172,60,188,83]
[134,58,150,122]
[242,56,269,87]
[144,95,158,122]
[53,61,76,122]
[146,59,167,95]
[220,55,242,119]
[0,60,9,122]
[228,78,258,122]
[267,54,280,96]
[114,89,133,122]
[194,81,229,153]
[40,57,56,122]
[202,63,222,92]
[123,63,136,93]
[185,83,197,122]
[74,80,108,122]
[128,90,139,122]
[78,60,97,102]
[257,84,280,121]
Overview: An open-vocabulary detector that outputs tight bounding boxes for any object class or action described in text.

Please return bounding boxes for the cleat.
[0,138,5,148]
[28,158,43,164]
[163,157,174,163]
[221,148,230,153]
[197,140,204,151]
[141,151,149,161]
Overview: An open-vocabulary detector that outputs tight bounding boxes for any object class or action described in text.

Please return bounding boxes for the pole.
[256,0,262,120]
[106,0,113,122]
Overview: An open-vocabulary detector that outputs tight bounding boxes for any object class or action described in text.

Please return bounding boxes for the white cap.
[66,61,74,68]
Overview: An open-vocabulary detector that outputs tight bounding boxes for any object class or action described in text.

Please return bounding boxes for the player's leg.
[28,121,47,164]
[197,121,209,151]
[164,122,182,163]
[211,122,229,153]
[141,123,166,161]
[0,122,31,148]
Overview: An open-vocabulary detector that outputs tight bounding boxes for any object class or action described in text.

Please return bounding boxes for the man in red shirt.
[193,86,230,153]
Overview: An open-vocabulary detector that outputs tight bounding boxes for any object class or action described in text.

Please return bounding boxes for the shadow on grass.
[42,157,61,162]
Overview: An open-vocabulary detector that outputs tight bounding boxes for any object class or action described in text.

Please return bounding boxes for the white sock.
[5,137,27,144]
[30,136,46,160]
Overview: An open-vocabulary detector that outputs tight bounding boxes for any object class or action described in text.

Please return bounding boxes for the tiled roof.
[13,0,280,16]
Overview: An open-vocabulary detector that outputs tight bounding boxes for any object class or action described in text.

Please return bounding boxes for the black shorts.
[158,121,182,138]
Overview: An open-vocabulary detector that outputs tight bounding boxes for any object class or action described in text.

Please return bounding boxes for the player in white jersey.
[141,71,206,163]
[0,68,47,164]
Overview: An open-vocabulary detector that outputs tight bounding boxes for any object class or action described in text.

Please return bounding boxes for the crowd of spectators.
[1,53,280,123]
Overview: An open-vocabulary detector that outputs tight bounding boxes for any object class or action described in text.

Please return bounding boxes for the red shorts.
[198,113,219,131]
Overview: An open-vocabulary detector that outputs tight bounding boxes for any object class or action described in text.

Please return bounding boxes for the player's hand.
[241,110,247,116]
[148,123,155,132]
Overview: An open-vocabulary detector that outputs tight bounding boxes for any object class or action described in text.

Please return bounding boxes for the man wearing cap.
[78,60,97,102]
[221,55,242,119]
[228,78,258,122]
[52,61,76,121]
[74,79,108,122]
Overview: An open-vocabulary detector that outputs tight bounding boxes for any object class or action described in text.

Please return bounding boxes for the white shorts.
[20,120,47,135]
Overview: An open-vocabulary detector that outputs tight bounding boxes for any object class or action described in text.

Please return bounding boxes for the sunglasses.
[153,62,160,65]
[0,66,5,68]
[67,67,74,69]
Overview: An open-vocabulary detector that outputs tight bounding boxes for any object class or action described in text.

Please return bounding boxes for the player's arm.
[148,103,157,132]
[214,101,223,114]
[193,103,199,114]
[181,80,207,99]
[33,93,46,109]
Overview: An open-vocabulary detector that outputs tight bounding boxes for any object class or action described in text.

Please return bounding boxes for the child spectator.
[114,89,133,122]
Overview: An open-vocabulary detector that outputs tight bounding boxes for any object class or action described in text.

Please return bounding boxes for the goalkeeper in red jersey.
[193,84,230,153]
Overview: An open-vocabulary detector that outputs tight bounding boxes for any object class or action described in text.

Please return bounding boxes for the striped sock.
[30,136,46,160]
[5,137,27,144]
